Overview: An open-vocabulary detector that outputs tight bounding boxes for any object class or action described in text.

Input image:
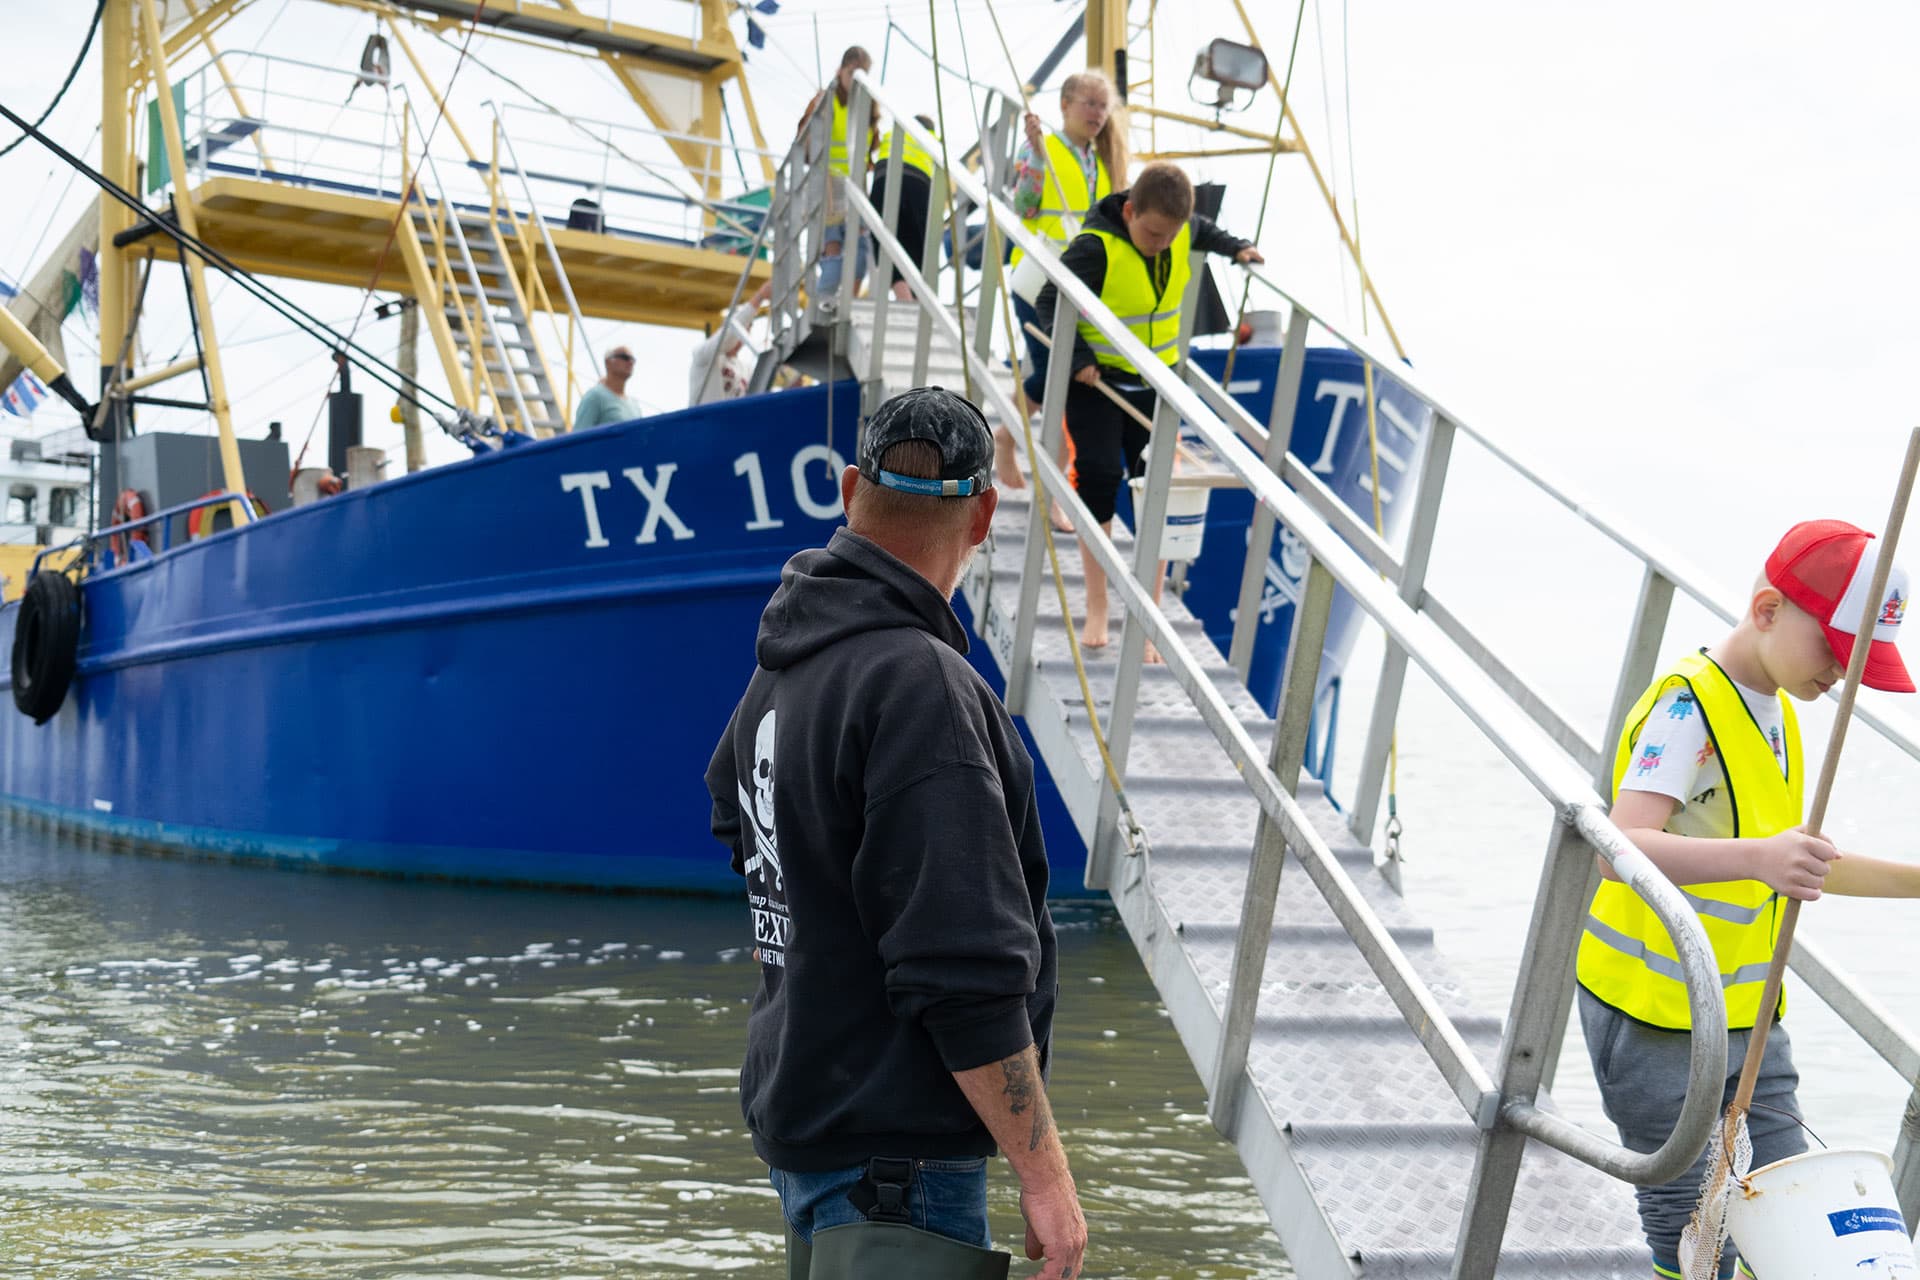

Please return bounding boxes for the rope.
[0,0,105,161]
[1218,0,1308,392]
[992,215,1142,855]
[883,19,1014,97]
[973,0,1144,855]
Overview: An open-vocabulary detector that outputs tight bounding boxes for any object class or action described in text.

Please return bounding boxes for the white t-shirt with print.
[1617,676,1787,841]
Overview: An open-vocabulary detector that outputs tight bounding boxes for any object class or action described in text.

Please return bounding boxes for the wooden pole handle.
[1023,320,1158,431]
[1731,426,1920,1114]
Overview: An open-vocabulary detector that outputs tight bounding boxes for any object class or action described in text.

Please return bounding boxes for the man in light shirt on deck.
[572,346,643,430]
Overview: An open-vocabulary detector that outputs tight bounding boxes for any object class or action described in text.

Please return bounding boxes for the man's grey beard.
[942,540,983,599]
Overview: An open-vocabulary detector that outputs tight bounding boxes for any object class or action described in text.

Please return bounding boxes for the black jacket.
[1034,189,1253,376]
[705,528,1057,1172]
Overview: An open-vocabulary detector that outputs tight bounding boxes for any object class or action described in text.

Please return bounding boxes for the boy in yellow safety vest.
[1576,519,1920,1279]
[1031,162,1263,654]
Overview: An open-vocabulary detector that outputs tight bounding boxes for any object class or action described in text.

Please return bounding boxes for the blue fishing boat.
[0,0,1421,892]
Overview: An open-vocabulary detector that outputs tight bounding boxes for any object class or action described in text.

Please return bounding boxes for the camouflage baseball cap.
[858,386,995,497]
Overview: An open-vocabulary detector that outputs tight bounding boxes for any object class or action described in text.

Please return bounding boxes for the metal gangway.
[746,69,1920,1277]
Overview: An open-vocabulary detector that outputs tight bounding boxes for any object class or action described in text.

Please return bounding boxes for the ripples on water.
[0,819,1287,1278]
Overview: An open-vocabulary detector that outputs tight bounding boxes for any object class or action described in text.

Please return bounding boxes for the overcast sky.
[1,0,1914,586]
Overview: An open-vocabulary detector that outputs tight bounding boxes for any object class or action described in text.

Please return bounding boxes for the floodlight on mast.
[1189,37,1267,114]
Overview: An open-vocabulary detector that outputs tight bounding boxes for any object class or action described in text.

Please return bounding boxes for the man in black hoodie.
[706,387,1087,1278]
[1034,161,1264,655]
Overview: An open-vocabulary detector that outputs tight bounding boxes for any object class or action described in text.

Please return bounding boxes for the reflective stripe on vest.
[828,93,850,176]
[1013,132,1111,266]
[1077,222,1192,373]
[1575,649,1803,1030]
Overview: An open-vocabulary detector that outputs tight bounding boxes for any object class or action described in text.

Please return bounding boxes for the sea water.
[0,817,1289,1278]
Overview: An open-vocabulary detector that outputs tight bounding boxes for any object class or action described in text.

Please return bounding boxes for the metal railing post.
[1533,563,1676,1091]
[1451,819,1607,1277]
[1209,554,1335,1135]
[836,83,870,321]
[1086,389,1183,889]
[1349,410,1456,846]
[1228,306,1312,678]
[863,127,908,416]
[950,184,977,388]
[912,168,948,387]
[974,200,1002,370]
[1006,295,1080,715]
[1599,565,1676,789]
[1895,1086,1920,1229]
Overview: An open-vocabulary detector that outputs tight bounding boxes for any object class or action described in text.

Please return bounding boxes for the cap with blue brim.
[859,386,995,497]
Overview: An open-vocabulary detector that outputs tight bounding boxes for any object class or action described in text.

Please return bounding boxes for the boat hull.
[0,386,863,891]
[0,347,1417,892]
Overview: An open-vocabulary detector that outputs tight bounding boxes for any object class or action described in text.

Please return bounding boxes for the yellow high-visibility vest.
[1076,222,1191,375]
[828,92,851,176]
[1577,649,1803,1030]
[1013,132,1111,267]
[886,124,937,181]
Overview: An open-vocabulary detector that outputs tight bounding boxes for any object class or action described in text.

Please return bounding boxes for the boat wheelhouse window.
[50,488,81,526]
[5,486,35,524]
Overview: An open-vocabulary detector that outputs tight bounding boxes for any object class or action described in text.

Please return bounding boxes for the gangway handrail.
[843,69,1728,1195]
[1235,266,1920,768]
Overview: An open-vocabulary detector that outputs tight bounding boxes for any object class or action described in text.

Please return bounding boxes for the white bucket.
[1129,479,1211,563]
[1725,1149,1919,1278]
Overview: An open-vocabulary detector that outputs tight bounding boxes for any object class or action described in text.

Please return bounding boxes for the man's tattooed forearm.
[1027,1094,1052,1152]
[999,1052,1052,1150]
[999,1055,1035,1116]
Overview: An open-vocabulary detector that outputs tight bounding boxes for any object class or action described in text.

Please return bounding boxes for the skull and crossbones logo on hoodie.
[737,708,783,891]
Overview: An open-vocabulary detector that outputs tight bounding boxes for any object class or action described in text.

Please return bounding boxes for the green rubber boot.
[786,1224,812,1280]
[807,1221,1010,1279]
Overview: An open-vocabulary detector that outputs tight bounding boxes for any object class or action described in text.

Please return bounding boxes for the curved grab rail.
[847,67,1730,1187]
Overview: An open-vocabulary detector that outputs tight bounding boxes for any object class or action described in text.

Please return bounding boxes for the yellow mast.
[135,0,253,528]
[98,0,136,434]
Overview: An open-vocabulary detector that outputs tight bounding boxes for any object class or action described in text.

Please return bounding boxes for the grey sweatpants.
[1578,986,1807,1278]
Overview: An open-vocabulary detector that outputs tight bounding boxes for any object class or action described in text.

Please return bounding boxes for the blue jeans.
[770,1157,991,1247]
[816,220,870,297]
[1012,293,1048,405]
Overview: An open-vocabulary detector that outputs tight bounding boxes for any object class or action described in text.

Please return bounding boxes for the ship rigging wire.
[0,99,456,419]
[0,0,107,163]
[1217,0,1307,391]
[295,0,495,470]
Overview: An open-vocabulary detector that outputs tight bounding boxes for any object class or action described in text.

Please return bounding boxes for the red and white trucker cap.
[1765,519,1914,693]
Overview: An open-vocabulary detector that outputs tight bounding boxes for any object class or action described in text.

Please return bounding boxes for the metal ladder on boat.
[751,70,1920,1278]
[396,109,571,439]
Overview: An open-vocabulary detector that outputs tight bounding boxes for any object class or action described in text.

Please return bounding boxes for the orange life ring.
[109,488,149,562]
[187,491,270,540]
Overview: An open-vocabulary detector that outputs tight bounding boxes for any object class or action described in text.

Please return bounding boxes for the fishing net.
[1679,1111,1752,1280]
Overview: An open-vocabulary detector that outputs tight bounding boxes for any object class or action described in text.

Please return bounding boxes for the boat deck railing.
[38,489,251,576]
[171,49,775,252]
[732,64,1920,1271]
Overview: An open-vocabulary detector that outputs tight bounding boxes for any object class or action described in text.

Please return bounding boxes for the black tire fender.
[12,571,81,725]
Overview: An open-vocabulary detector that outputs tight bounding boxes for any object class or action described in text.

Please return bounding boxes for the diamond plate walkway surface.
[847,301,1650,1277]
